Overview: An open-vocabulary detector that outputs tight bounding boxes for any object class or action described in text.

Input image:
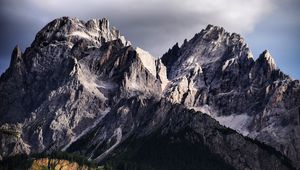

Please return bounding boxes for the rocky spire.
[250,50,280,85]
[100,18,109,30]
[201,24,226,41]
[257,50,277,70]
[9,45,22,68]
[161,42,180,77]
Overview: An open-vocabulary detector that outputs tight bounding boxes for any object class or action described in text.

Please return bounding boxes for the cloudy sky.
[0,0,299,79]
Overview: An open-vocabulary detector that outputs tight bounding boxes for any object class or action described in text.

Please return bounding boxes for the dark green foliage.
[216,126,237,135]
[102,128,235,170]
[0,154,33,170]
[33,151,98,167]
[244,137,296,170]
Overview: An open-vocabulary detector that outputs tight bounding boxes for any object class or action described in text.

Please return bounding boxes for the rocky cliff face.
[0,17,299,169]
[162,25,300,168]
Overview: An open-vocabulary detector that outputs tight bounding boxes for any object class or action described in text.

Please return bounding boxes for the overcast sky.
[0,0,299,79]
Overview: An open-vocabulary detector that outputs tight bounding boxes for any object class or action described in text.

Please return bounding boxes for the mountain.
[0,17,299,169]
[161,25,300,168]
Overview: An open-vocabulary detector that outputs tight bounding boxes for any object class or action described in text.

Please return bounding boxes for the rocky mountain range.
[0,17,299,169]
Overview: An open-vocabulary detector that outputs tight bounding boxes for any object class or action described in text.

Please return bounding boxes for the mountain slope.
[96,98,294,170]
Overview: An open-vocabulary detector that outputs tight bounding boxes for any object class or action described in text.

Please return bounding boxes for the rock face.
[0,17,299,169]
[162,25,300,168]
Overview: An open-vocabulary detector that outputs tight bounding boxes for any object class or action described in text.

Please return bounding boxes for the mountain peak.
[100,18,109,29]
[161,43,181,76]
[205,24,225,33]
[85,18,109,31]
[32,17,130,48]
[249,50,286,85]
[257,50,277,70]
[162,24,252,79]
[9,45,22,68]
[198,24,227,42]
